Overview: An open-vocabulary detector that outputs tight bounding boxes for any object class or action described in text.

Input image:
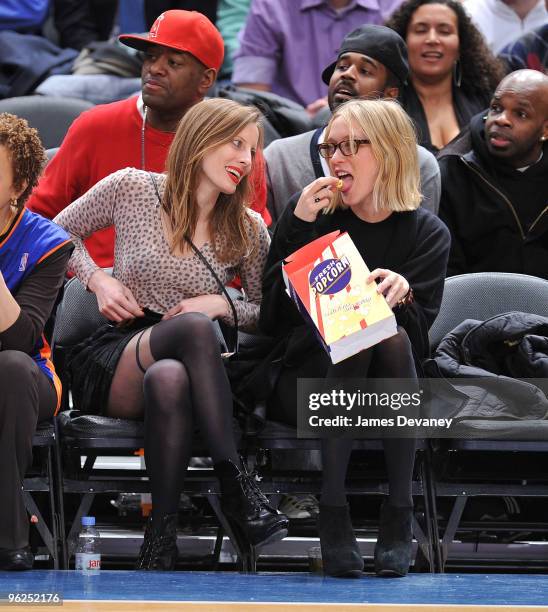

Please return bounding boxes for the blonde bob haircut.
[163,98,263,262]
[324,99,421,214]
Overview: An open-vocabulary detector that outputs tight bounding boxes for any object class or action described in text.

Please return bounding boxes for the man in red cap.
[28,10,270,269]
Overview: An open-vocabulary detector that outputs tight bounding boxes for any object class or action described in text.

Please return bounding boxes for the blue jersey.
[0,209,71,412]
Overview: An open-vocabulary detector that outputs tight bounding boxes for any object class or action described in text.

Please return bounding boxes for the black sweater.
[260,199,450,368]
[438,112,548,279]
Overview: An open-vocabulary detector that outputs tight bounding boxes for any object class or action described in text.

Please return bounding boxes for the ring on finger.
[314,197,321,203]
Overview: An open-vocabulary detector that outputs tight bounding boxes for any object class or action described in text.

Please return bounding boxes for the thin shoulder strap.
[148,172,239,353]
[185,237,239,354]
[148,171,162,204]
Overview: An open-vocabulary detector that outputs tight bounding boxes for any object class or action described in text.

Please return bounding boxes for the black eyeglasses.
[317,139,370,159]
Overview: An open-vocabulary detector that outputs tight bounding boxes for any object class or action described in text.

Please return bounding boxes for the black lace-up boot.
[214,459,289,558]
[135,513,178,570]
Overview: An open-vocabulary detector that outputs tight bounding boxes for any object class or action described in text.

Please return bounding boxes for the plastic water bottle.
[74,516,101,573]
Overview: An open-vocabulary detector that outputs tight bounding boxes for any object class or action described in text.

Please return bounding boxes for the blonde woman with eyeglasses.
[260,98,450,579]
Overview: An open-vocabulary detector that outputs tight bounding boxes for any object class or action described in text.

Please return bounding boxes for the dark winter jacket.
[438,112,548,279]
[0,31,76,99]
[425,312,548,422]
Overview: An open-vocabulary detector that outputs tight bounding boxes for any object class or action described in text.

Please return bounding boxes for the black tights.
[269,328,418,508]
[321,329,418,508]
[108,313,239,528]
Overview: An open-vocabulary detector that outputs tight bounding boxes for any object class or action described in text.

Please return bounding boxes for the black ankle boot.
[0,546,33,571]
[135,513,178,570]
[214,459,289,552]
[318,504,363,578]
[374,503,413,577]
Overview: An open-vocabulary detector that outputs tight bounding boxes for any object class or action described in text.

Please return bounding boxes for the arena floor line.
[6,604,548,612]
[1,571,547,610]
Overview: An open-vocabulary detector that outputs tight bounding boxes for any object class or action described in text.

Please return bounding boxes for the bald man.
[438,69,548,279]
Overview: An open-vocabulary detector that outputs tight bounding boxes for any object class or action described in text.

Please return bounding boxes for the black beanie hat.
[322,24,409,86]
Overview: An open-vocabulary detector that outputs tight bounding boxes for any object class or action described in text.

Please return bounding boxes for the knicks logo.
[149,13,165,38]
[19,252,29,272]
[309,257,351,296]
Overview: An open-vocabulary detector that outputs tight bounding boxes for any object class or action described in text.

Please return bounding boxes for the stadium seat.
[24,421,64,568]
[427,272,548,571]
[51,276,262,571]
[0,96,93,148]
[246,420,438,572]
[429,272,548,349]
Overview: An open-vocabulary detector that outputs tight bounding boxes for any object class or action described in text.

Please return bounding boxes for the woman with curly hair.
[386,0,505,152]
[0,114,73,570]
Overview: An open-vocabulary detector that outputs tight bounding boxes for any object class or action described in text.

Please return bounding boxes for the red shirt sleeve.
[248,148,271,227]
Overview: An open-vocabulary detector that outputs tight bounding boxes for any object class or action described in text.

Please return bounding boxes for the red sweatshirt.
[27,96,271,269]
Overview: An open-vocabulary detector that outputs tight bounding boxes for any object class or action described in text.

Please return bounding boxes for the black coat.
[438,113,548,279]
[425,312,548,422]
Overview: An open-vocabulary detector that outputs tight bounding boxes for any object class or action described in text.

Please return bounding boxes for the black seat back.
[429,272,548,350]
[0,95,93,148]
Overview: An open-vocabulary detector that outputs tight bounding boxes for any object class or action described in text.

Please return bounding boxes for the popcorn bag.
[282,231,397,364]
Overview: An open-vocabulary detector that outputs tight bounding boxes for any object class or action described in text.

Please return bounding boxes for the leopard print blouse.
[54,168,270,329]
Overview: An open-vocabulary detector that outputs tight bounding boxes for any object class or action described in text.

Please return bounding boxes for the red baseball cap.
[119,10,224,71]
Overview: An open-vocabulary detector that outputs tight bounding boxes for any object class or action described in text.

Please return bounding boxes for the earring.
[10,197,17,208]
[452,60,462,88]
[541,136,547,142]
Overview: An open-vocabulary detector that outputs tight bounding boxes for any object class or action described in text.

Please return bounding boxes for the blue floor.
[1,571,548,605]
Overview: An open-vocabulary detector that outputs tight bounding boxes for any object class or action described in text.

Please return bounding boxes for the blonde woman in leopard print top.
[54,98,288,570]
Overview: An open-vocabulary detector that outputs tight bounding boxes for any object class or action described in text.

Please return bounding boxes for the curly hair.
[0,113,46,209]
[385,0,505,99]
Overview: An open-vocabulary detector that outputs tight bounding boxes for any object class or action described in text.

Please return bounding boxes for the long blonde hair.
[163,98,263,262]
[324,99,421,214]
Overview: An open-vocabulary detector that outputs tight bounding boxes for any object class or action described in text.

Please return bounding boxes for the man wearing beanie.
[264,25,441,224]
[27,10,270,269]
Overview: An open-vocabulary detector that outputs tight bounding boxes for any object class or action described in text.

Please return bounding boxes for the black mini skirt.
[67,310,162,415]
